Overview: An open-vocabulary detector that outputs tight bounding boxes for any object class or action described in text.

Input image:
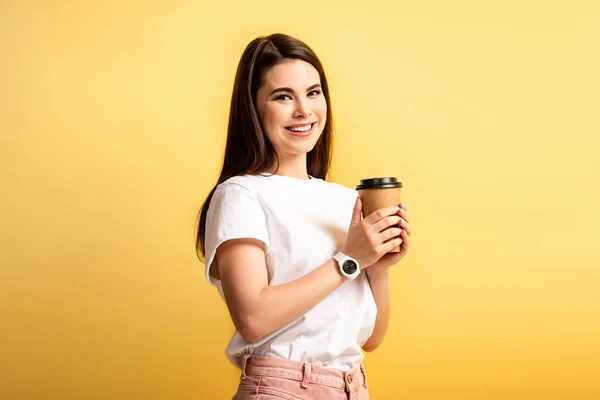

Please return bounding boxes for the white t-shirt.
[204,173,377,371]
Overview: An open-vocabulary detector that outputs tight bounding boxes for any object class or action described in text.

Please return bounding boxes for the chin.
[295,139,320,154]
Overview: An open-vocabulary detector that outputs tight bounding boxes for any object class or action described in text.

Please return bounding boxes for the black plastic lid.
[356,177,402,190]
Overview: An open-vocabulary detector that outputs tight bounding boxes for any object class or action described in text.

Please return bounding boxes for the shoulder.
[206,176,268,228]
[209,175,269,216]
[215,175,261,195]
[207,176,262,215]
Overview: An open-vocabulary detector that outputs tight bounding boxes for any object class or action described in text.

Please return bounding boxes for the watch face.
[342,260,358,275]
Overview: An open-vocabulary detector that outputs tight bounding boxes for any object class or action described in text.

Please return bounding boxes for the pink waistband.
[240,354,368,392]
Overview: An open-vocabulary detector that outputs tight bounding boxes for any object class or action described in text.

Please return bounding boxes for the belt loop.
[360,364,369,388]
[240,354,251,380]
[301,363,311,389]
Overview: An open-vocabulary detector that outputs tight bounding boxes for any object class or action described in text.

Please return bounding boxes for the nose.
[293,98,312,118]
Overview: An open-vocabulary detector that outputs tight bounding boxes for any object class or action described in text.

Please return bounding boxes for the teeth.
[287,124,312,132]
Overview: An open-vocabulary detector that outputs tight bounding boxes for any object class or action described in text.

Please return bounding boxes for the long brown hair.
[196,33,335,262]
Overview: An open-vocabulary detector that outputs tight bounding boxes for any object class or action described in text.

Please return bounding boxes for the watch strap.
[333,252,360,279]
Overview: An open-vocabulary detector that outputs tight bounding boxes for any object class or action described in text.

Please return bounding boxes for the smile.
[285,123,315,137]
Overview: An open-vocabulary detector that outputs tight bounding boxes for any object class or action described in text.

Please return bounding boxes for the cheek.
[315,99,328,119]
[264,104,290,126]
[261,105,288,142]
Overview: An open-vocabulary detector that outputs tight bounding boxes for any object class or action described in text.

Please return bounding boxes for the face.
[255,59,327,161]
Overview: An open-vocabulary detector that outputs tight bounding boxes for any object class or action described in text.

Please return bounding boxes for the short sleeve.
[204,182,269,286]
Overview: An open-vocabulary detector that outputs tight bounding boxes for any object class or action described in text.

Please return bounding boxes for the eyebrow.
[269,83,322,96]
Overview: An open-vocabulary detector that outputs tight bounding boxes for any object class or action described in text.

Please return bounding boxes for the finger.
[364,205,401,225]
[373,251,403,266]
[381,237,403,253]
[373,215,402,232]
[351,196,362,224]
[400,228,411,249]
[379,227,402,242]
[397,208,410,223]
[399,219,412,236]
[399,202,407,211]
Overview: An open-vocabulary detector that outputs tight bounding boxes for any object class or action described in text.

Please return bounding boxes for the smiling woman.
[256,59,328,152]
[195,33,411,400]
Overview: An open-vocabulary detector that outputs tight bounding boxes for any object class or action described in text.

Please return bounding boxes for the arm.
[361,268,391,352]
[217,238,346,343]
[361,202,412,352]
[216,199,403,344]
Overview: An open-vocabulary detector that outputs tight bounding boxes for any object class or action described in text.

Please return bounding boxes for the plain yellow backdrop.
[1,1,599,399]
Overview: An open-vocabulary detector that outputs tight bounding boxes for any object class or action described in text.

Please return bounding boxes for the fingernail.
[395,206,400,211]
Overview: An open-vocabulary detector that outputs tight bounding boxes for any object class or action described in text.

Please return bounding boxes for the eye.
[308,90,322,96]
[275,94,291,101]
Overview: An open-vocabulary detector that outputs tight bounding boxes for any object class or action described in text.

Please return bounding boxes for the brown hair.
[195,33,335,261]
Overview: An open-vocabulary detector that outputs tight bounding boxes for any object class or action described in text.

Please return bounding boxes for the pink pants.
[232,354,370,400]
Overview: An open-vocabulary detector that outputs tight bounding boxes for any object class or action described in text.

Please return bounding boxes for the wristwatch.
[333,252,360,280]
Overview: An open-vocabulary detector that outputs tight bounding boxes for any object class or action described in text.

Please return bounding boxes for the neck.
[268,154,310,180]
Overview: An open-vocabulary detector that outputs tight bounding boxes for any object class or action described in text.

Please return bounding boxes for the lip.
[285,122,316,137]
[286,121,317,128]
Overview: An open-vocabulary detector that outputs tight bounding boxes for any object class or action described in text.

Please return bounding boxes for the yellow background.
[1,1,599,399]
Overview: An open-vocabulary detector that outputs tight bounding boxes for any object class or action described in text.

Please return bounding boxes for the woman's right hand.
[341,196,403,269]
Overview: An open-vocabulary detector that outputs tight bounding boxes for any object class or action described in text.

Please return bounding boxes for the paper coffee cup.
[356,177,403,252]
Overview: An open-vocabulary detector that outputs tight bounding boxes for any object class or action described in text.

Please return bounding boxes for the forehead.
[262,59,321,89]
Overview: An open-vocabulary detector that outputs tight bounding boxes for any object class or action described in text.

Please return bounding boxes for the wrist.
[333,252,361,280]
[366,265,391,279]
[340,248,365,270]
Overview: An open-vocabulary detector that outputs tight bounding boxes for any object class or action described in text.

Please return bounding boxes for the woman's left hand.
[366,202,412,276]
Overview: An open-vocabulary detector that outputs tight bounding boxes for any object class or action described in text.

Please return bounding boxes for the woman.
[196,33,412,399]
